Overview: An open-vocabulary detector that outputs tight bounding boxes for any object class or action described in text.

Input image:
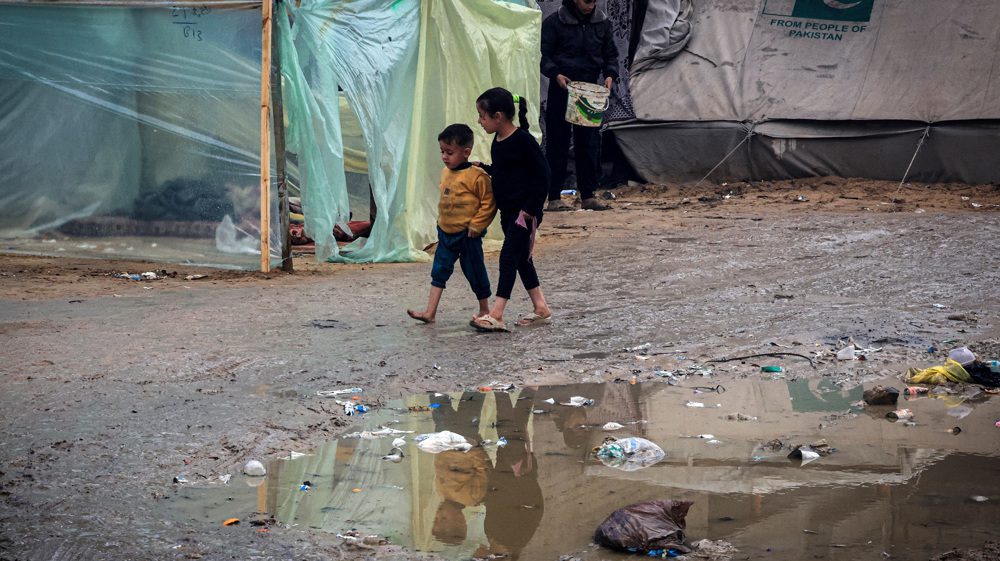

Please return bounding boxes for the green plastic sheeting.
[278,0,541,263]
[278,0,421,262]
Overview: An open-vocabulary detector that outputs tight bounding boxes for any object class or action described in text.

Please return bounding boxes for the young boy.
[407,124,496,324]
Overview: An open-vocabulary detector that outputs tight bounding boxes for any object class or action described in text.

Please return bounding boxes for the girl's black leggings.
[496,210,541,300]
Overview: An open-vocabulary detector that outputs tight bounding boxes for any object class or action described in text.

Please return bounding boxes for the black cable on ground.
[708,352,816,369]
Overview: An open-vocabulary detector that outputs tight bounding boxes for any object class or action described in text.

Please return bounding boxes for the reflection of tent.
[609,0,1000,184]
[0,0,542,269]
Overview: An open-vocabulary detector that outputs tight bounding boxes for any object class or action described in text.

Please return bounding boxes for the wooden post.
[271,1,292,271]
[259,0,273,272]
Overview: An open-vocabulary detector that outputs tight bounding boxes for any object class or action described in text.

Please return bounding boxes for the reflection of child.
[408,124,496,324]
[480,390,543,560]
[432,448,491,545]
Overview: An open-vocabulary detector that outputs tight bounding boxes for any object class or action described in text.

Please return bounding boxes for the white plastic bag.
[215,215,259,255]
[415,431,472,453]
[836,347,856,360]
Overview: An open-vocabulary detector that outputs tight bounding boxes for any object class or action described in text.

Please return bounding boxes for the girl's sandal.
[470,315,510,333]
[516,312,552,327]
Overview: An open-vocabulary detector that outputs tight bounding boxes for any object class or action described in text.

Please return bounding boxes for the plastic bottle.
[905,386,929,396]
[987,360,1000,374]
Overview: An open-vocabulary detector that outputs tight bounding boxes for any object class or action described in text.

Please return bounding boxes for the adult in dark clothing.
[541,0,619,212]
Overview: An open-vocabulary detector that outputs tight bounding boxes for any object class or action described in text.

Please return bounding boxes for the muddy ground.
[1,178,999,561]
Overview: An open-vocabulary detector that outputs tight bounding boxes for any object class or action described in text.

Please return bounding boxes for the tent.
[0,1,279,270]
[607,0,1000,184]
[0,0,542,269]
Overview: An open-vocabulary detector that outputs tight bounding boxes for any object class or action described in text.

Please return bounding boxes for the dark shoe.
[547,199,574,212]
[581,198,610,211]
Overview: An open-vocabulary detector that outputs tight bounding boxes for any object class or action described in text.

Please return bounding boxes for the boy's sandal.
[516,312,552,327]
[470,315,510,333]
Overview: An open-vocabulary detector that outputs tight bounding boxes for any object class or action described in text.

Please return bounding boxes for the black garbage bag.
[966,362,1000,388]
[594,500,693,555]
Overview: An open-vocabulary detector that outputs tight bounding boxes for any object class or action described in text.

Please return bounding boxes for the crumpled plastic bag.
[215,215,259,255]
[415,431,472,454]
[689,539,737,560]
[594,499,694,555]
[905,358,971,385]
[594,437,665,471]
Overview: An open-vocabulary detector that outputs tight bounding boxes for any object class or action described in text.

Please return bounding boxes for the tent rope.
[694,121,757,189]
[895,125,931,194]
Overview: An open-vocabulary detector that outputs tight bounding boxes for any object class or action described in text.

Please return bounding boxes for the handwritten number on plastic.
[171,5,210,42]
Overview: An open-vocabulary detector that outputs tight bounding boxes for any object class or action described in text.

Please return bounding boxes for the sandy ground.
[1,178,999,560]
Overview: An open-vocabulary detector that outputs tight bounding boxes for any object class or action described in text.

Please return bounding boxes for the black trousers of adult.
[544,81,599,202]
[496,210,541,301]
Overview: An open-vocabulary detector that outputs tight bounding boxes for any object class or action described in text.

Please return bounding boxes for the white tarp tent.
[609,0,1000,183]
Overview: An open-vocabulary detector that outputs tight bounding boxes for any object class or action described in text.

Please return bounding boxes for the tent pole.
[271,0,292,272]
[259,0,273,272]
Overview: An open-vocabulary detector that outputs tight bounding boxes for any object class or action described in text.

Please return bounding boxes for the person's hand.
[556,74,570,89]
[470,161,483,168]
[604,76,613,90]
[467,229,481,238]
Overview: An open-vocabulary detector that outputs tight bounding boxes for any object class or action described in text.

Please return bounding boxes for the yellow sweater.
[437,165,496,235]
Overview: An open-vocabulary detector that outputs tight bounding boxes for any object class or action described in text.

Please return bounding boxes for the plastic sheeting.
[406,0,543,252]
[278,0,421,262]
[280,0,542,263]
[0,3,279,269]
[1,0,542,266]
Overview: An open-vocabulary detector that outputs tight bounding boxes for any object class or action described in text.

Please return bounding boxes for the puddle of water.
[163,381,1000,560]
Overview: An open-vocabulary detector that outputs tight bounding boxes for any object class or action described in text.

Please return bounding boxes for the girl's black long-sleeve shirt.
[481,128,550,218]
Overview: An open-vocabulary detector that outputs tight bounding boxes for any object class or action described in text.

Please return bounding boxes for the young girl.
[471,88,552,332]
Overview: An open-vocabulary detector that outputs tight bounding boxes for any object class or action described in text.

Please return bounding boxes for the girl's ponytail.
[476,87,531,131]
[516,96,529,131]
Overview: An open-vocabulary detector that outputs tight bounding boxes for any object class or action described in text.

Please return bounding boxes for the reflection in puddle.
[786,378,863,412]
[164,380,1000,560]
